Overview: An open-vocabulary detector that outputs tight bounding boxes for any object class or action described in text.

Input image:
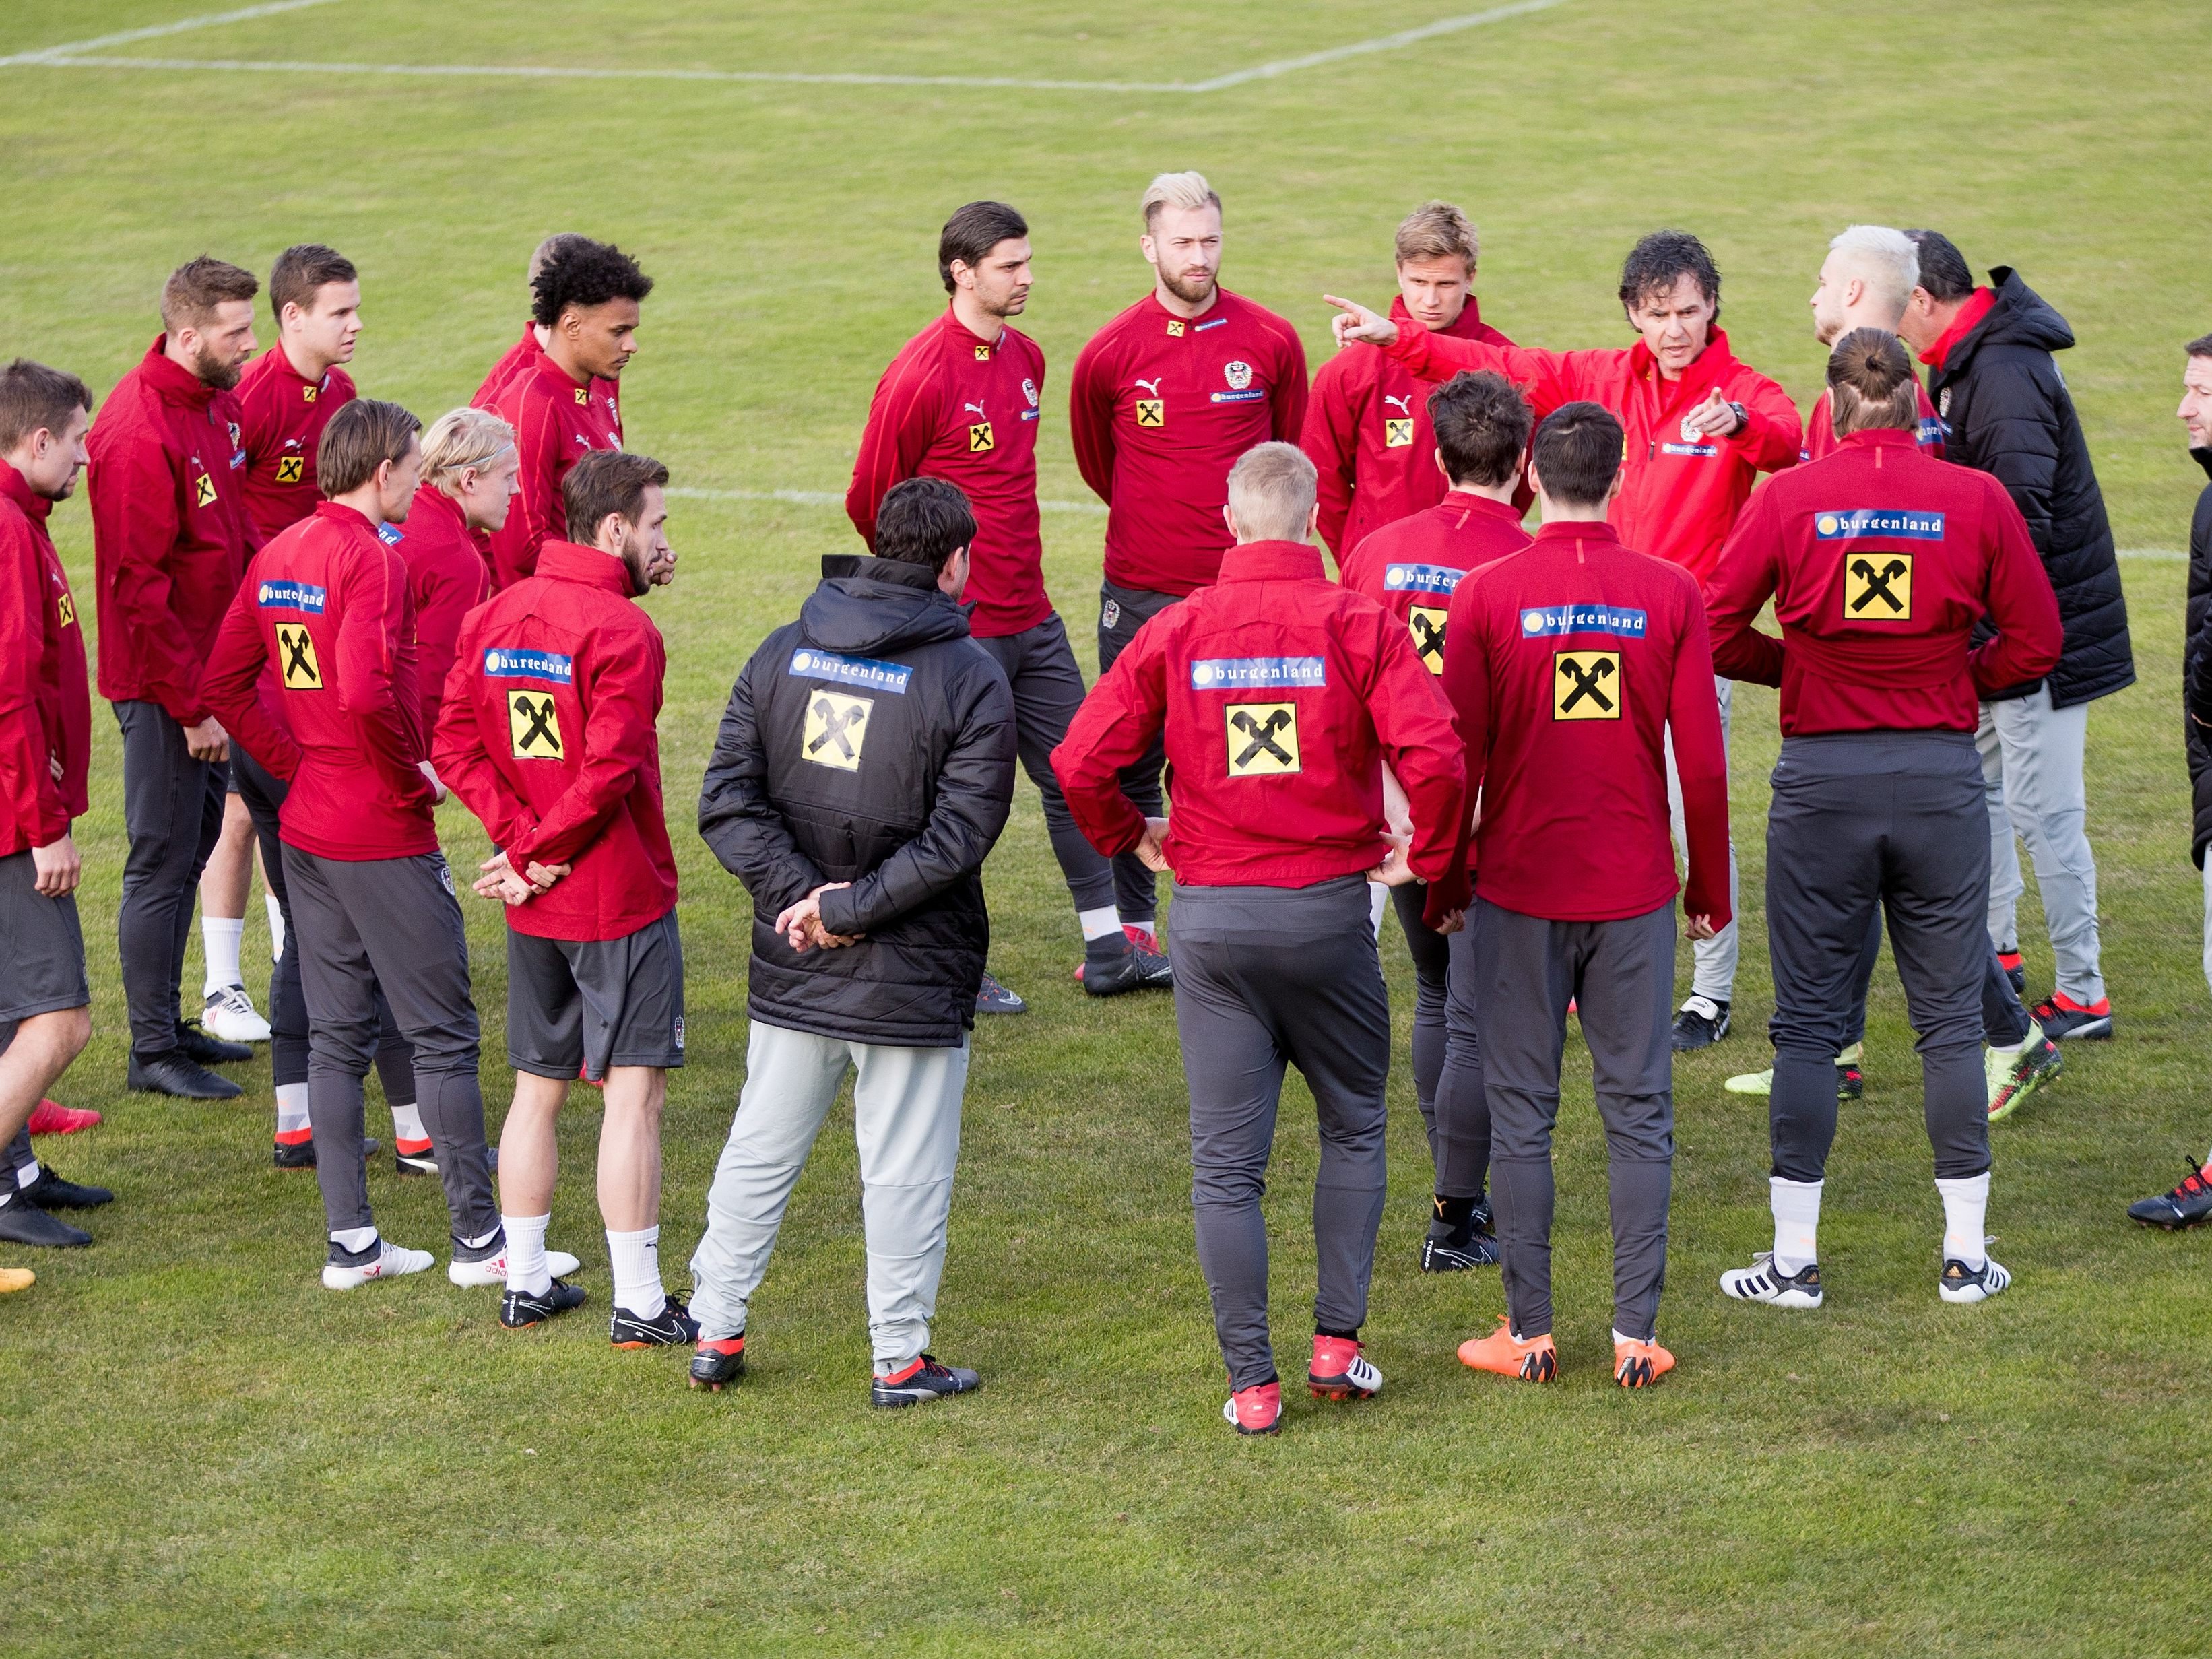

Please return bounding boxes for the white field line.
[5,0,1567,92]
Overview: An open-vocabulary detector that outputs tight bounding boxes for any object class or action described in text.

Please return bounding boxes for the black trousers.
[971,612,1115,915]
[112,700,226,1058]
[1766,733,1992,1185]
[1798,900,2032,1055]
[1096,579,1185,924]
[1390,882,1454,1183]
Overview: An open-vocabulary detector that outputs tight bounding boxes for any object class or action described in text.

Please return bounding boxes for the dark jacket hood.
[1959,267,2075,362]
[800,554,972,656]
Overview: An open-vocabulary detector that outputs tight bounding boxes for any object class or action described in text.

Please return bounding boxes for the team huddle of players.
[0,172,2180,1429]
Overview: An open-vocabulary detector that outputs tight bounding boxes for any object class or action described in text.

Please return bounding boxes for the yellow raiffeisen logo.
[509,689,564,759]
[56,592,75,628]
[802,691,870,771]
[1384,418,1414,447]
[195,474,218,508]
[275,456,304,484]
[973,342,991,361]
[275,622,322,690]
[1408,606,1447,674]
[1135,399,1164,428]
[1553,650,1621,720]
[1842,552,1912,619]
[1225,702,1299,775]
[302,384,318,404]
[968,422,994,453]
[1165,319,1185,337]
[573,387,590,406]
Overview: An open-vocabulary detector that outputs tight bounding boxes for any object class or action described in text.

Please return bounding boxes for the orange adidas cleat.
[1458,1317,1557,1382]
[1613,1333,1676,1389]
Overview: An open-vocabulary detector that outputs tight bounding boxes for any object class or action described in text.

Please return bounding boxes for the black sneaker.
[394,1143,498,1176]
[975,973,1027,1016]
[175,1020,253,1066]
[1671,996,1731,1051]
[612,1298,699,1348]
[271,1137,381,1171]
[126,1051,243,1100]
[2128,1159,2212,1229]
[19,1167,112,1210]
[500,1278,587,1328]
[2029,993,2114,1042]
[0,1197,90,1247]
[870,1353,981,1408]
[1081,936,1174,997]
[689,1338,747,1391]
[1998,951,2027,996]
[1420,1198,1497,1272]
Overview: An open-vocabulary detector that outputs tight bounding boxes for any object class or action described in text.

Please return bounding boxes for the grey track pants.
[971,612,1115,916]
[688,1020,968,1367]
[1096,580,1183,925]
[1664,674,1741,1005]
[1390,882,1453,1183]
[1472,897,1677,1344]
[1435,917,1490,1201]
[282,845,496,1242]
[1979,686,2105,1003]
[1169,876,1388,1392]
[1765,732,1992,1185]
[112,700,226,1058]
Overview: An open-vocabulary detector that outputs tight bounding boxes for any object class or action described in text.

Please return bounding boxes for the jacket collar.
[536,538,637,596]
[1530,519,1623,552]
[1627,327,1739,391]
[140,335,218,408]
[1216,540,1326,581]
[1439,488,1523,525]
[313,500,380,538]
[1388,294,1492,341]
[941,304,1004,356]
[408,482,485,546]
[1919,286,1996,370]
[0,461,52,531]
[2194,446,2212,485]
[820,552,942,593]
[1841,428,1920,452]
[527,334,591,393]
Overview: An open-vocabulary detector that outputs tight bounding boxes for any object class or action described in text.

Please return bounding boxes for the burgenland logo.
[483,647,574,684]
[1814,509,1944,541]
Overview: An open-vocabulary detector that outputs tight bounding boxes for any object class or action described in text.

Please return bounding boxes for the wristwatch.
[1727,401,1749,435]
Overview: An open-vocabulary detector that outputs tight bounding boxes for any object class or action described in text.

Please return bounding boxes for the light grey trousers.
[1978,685,2104,1004]
[688,1020,968,1367]
[1665,674,1741,1004]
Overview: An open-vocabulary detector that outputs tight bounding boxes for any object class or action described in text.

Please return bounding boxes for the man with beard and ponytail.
[1703,330,2060,1313]
[87,256,263,1102]
[849,202,1162,1011]
[1070,172,1309,956]
[436,450,688,1343]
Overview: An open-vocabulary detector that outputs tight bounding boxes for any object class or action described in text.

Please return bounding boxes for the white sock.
[607,1225,665,1318]
[1935,1172,1990,1268]
[503,1212,551,1295]
[265,893,286,962]
[1988,1023,2036,1059]
[1078,905,1121,943]
[274,1083,311,1140]
[389,1102,428,1149]
[201,916,245,997]
[1117,913,1155,937]
[331,1224,378,1255]
[1770,1177,1823,1275]
[16,1158,40,1190]
[1368,882,1388,939]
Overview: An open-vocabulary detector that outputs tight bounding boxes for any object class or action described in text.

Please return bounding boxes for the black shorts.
[0,849,90,1026]
[506,910,685,1080]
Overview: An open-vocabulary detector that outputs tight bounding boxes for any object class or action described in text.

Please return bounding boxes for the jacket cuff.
[816,882,861,938]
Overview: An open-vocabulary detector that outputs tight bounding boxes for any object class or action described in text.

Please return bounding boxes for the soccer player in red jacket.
[436,451,690,1342]
[1302,201,1524,563]
[87,256,262,1101]
[0,361,111,1258]
[1704,331,2062,1313]
[474,233,595,406]
[1435,403,1730,1391]
[1338,369,1532,1274]
[201,400,507,1293]
[481,238,646,589]
[1330,230,1798,1054]
[847,203,1162,1010]
[1069,172,1309,944]
[1054,442,1464,1437]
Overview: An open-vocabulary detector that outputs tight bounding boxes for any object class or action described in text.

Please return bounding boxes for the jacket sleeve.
[1667,590,1732,930]
[845,352,935,550]
[1050,613,1171,857]
[1702,488,1786,686]
[1381,329,1588,414]
[431,616,536,854]
[505,626,659,871]
[1731,373,1804,474]
[1421,588,1492,928]
[1360,606,1465,889]
[698,650,828,917]
[90,433,207,725]
[492,390,562,586]
[1068,330,1119,505]
[198,579,299,781]
[0,526,66,845]
[1969,479,2066,696]
[1963,356,2064,553]
[816,664,1017,938]
[337,549,428,791]
[1300,360,1361,562]
[1269,323,1310,446]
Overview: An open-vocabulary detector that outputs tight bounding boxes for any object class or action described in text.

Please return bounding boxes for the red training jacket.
[235,346,358,542]
[1801,380,1945,464]
[1340,490,1534,678]
[394,484,490,739]
[433,539,677,941]
[846,308,1050,639]
[1427,520,1730,929]
[1302,296,1520,562]
[480,337,623,590]
[87,336,259,726]
[1070,288,1309,597]
[0,463,88,853]
[473,323,620,416]
[199,500,436,860]
[1052,538,1464,890]
[1380,325,1800,583]
[1703,428,2062,734]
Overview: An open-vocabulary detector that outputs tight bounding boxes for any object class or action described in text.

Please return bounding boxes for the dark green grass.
[3,2,2211,1652]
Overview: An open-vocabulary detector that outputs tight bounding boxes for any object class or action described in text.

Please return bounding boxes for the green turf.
[3,1,2211,1652]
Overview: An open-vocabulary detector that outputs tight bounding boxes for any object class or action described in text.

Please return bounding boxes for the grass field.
[3,1,2211,1653]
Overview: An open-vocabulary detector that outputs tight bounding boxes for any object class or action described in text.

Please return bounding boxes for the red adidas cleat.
[1307,1334,1382,1400]
[1458,1316,1557,1382]
[27,1100,100,1136]
[1222,1378,1282,1435]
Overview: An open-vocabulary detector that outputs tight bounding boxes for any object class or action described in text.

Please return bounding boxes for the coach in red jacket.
[87,257,263,1099]
[1338,368,1533,1276]
[1054,441,1462,1438]
[1330,230,1799,1055]
[436,449,690,1343]
[1437,402,1729,1393]
[1705,331,2062,1316]
[1069,172,1309,944]
[1303,201,1523,562]
[202,399,502,1294]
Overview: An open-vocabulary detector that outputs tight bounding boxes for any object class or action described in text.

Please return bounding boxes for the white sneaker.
[1938,1254,2011,1304]
[1719,1252,1824,1308]
[203,983,272,1043]
[322,1239,434,1290]
[449,1248,581,1289]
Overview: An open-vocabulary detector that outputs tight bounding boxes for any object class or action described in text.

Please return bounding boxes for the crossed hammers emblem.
[1849,556,1909,614]
[1409,610,1446,665]
[276,624,320,688]
[1229,707,1295,769]
[513,694,560,754]
[808,696,864,760]
[1557,654,1617,714]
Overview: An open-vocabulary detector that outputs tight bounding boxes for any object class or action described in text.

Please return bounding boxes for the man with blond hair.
[1301,201,1521,562]
[1802,226,1945,465]
[1070,172,1309,945]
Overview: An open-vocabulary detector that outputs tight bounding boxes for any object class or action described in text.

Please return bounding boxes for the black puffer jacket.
[1929,267,2134,708]
[2181,449,2212,863]
[700,554,1015,1047]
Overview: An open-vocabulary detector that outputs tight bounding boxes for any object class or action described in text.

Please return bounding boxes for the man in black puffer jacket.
[1903,233,2133,1041]
[688,476,1015,1407]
